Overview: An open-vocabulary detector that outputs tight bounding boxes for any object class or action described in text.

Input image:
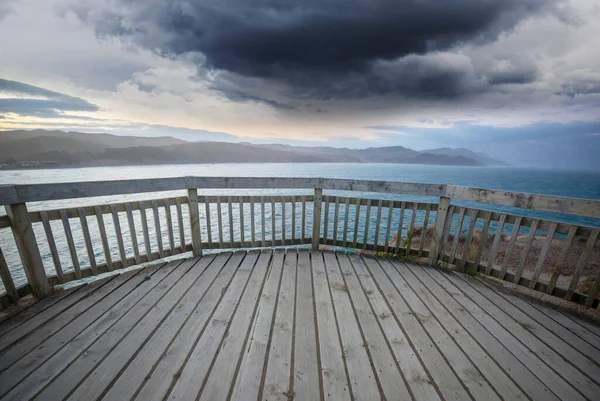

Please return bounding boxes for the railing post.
[5,203,50,298]
[187,188,203,257]
[312,188,323,251]
[428,196,451,266]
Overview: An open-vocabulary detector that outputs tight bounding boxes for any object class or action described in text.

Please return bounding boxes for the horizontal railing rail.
[1,177,599,310]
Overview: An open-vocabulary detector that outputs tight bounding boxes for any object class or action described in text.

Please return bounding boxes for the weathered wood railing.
[0,177,599,310]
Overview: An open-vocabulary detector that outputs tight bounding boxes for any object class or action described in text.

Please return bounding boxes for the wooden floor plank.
[134,252,245,401]
[311,251,351,401]
[352,255,440,401]
[380,259,499,401]
[0,262,168,396]
[456,273,600,398]
[475,276,600,365]
[337,253,413,401]
[556,309,600,338]
[394,261,527,401]
[411,264,560,401]
[230,250,285,401]
[100,253,230,401]
[0,272,135,364]
[526,299,600,351]
[57,257,213,401]
[362,256,472,401]
[199,251,273,401]
[262,250,298,401]
[290,249,321,401]
[0,286,86,341]
[1,250,599,401]
[1,261,179,401]
[433,268,586,401]
[322,251,382,401]
[166,252,259,400]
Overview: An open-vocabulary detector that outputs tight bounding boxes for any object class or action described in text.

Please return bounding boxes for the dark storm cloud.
[73,0,562,99]
[0,78,99,116]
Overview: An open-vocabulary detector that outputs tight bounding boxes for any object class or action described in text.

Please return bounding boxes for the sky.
[1,0,600,170]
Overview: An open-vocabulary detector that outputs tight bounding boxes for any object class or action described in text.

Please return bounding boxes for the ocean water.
[1,164,599,290]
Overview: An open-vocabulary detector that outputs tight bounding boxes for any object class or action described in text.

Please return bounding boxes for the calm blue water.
[1,164,599,290]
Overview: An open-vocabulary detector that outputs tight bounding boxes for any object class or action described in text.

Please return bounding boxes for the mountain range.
[0,129,508,168]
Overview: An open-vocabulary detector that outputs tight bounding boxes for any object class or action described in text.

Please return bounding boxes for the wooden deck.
[0,250,599,401]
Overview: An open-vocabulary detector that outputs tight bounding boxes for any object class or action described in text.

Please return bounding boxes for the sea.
[1,164,600,290]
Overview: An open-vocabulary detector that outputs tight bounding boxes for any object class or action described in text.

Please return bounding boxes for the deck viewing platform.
[0,176,599,400]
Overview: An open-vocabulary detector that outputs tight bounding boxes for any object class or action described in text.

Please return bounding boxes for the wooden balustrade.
[0,177,599,310]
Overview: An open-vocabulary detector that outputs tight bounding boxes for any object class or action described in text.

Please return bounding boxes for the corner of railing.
[428,188,451,267]
[4,202,50,299]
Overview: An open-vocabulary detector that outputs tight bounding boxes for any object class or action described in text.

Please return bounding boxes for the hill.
[0,129,508,168]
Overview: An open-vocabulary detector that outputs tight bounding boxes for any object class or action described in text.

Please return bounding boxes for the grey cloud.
[219,90,296,110]
[557,79,600,98]
[484,56,539,85]
[0,78,99,116]
[0,1,16,22]
[72,0,563,100]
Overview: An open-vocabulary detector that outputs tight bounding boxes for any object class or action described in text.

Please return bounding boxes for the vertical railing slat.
[40,211,64,282]
[0,248,19,304]
[291,198,296,242]
[301,195,306,241]
[343,197,350,247]
[485,213,506,275]
[271,197,276,244]
[139,202,152,261]
[333,197,340,244]
[205,198,213,247]
[60,209,82,279]
[418,204,431,257]
[323,195,330,244]
[373,199,383,249]
[217,196,224,248]
[547,225,577,295]
[78,207,98,275]
[470,210,492,274]
[529,222,557,289]
[458,209,479,271]
[281,197,286,246]
[312,189,322,251]
[164,199,175,252]
[500,216,523,280]
[111,205,128,267]
[151,200,164,258]
[513,219,539,284]
[449,208,466,264]
[261,196,266,247]
[187,189,202,257]
[175,198,185,250]
[565,228,600,301]
[362,199,371,250]
[405,203,417,255]
[250,196,256,247]
[384,202,393,254]
[353,199,361,248]
[95,206,113,271]
[394,202,406,253]
[125,204,141,265]
[239,197,245,245]
[228,196,234,245]
[437,204,455,263]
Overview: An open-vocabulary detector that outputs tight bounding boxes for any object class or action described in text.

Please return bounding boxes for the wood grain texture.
[1,250,598,401]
